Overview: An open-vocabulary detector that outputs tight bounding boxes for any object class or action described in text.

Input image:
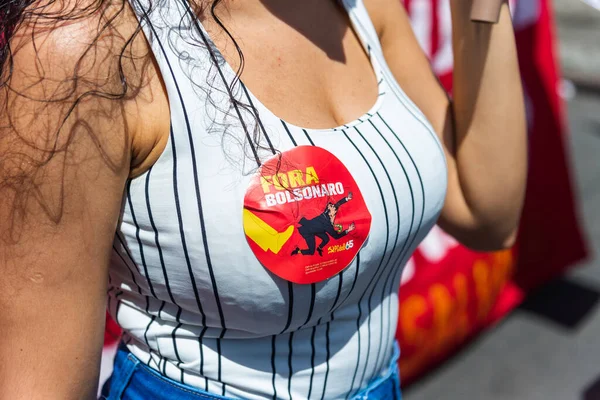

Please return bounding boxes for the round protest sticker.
[243,146,372,284]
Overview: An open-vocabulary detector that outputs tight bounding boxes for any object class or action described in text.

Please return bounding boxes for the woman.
[0,0,526,398]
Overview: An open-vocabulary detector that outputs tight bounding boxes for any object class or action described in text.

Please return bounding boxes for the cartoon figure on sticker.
[291,192,356,256]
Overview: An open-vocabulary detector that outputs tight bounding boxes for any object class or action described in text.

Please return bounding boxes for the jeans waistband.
[102,342,401,400]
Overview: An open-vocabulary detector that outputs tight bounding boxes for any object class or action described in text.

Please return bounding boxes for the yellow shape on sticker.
[243,208,294,254]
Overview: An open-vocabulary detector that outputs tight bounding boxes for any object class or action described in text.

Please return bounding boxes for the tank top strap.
[128,0,199,78]
[340,0,384,56]
[128,0,245,160]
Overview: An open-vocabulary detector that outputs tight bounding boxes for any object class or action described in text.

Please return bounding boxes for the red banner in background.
[511,0,588,289]
[398,0,588,385]
[397,228,518,382]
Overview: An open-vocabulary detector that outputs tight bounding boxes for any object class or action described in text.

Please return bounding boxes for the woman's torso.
[108,0,447,398]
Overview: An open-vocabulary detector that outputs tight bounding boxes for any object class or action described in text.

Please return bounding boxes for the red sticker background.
[243,146,372,284]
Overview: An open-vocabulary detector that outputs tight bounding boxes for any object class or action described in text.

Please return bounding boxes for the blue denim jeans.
[101,342,402,400]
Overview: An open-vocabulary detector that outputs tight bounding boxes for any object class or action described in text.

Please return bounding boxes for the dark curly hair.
[0,0,269,236]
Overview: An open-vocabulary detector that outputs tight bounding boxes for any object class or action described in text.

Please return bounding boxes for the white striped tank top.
[108,0,448,398]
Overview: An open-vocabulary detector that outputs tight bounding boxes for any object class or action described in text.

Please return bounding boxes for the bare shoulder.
[5,0,167,179]
[8,0,150,105]
[0,0,146,232]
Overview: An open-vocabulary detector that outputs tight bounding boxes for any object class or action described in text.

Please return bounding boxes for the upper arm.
[363,0,488,243]
[0,4,143,398]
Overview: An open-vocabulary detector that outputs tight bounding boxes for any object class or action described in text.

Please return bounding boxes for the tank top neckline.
[192,4,388,134]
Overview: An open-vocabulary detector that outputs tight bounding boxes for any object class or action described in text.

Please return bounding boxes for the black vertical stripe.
[302,286,317,399]
[302,284,316,326]
[329,273,344,313]
[271,336,278,400]
[154,302,167,366]
[157,301,166,326]
[144,296,150,319]
[145,163,184,383]
[322,254,359,398]
[198,328,207,382]
[353,126,400,387]
[342,129,391,398]
[302,129,315,146]
[112,241,142,295]
[172,308,184,366]
[280,282,295,334]
[142,296,159,365]
[143,316,157,365]
[168,123,208,320]
[197,337,210,392]
[147,352,156,368]
[172,322,185,382]
[114,232,142,279]
[281,120,297,146]
[319,322,331,400]
[145,168,178,307]
[170,111,226,336]
[307,327,317,399]
[287,331,295,400]
[218,339,225,396]
[347,300,363,400]
[240,81,276,153]
[332,254,360,313]
[126,181,157,298]
[316,275,341,400]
